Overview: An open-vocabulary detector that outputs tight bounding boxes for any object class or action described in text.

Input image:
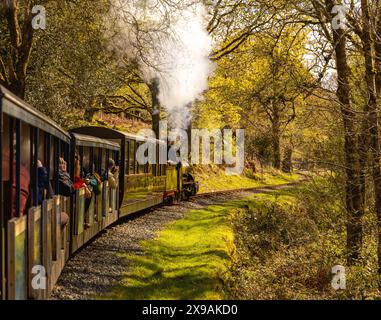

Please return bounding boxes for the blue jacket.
[38,166,54,205]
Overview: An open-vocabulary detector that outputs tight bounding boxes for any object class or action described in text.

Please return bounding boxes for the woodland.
[1,0,381,299]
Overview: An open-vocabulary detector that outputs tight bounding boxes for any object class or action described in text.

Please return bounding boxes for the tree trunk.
[2,0,34,99]
[331,12,364,265]
[282,145,293,173]
[150,78,160,138]
[364,0,381,274]
[358,123,368,213]
[84,109,96,122]
[8,78,26,99]
[272,103,281,169]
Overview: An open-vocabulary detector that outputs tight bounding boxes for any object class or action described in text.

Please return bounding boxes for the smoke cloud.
[106,0,215,131]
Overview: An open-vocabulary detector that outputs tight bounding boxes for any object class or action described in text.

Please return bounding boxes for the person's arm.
[37,166,49,204]
[108,171,118,189]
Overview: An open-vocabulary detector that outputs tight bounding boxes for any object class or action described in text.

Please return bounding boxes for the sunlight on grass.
[100,199,250,300]
[98,184,302,300]
[194,165,300,194]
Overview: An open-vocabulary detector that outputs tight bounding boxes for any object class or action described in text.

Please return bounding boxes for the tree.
[0,0,43,98]
[198,24,312,169]
[355,0,381,274]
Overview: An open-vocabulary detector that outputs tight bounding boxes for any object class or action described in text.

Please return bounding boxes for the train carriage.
[0,85,71,300]
[70,127,167,217]
[0,86,198,300]
[68,133,121,253]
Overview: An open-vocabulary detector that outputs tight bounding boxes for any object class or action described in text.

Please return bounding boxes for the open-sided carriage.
[0,87,123,300]
[70,127,167,217]
[68,133,121,253]
[0,85,71,299]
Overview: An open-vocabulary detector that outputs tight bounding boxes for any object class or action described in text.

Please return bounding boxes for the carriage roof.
[70,126,167,146]
[0,86,70,143]
[70,132,120,151]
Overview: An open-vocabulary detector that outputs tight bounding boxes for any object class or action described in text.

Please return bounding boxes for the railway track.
[51,180,304,300]
[194,171,310,199]
[195,181,302,198]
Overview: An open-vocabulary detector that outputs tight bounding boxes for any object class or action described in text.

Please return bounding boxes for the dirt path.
[51,184,296,300]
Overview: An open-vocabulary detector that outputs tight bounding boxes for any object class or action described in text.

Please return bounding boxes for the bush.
[226,179,381,300]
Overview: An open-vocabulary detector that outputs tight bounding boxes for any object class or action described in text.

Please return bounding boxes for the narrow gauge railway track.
[51,181,302,300]
[195,181,303,198]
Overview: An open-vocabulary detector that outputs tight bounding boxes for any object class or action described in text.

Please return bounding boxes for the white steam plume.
[106,0,215,131]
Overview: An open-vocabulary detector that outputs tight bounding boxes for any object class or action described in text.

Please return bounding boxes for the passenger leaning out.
[38,159,70,228]
[37,160,54,205]
[58,157,75,196]
[73,154,92,198]
[107,158,119,189]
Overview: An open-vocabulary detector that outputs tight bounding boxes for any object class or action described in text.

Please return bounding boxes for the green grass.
[194,165,300,194]
[100,186,298,300]
[101,198,250,300]
[99,177,380,300]
[100,188,298,300]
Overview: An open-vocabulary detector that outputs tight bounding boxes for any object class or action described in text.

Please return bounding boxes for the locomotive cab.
[181,163,199,199]
[164,161,198,204]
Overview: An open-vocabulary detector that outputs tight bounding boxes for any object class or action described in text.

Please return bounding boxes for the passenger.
[73,155,92,229]
[37,160,54,205]
[88,163,102,196]
[2,129,30,217]
[73,155,92,198]
[37,158,71,228]
[74,154,84,190]
[107,158,119,189]
[2,149,29,217]
[83,174,93,199]
[17,164,29,216]
[58,157,75,197]
[58,157,74,228]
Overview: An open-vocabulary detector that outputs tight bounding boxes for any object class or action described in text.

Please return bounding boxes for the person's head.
[108,158,115,171]
[59,157,67,172]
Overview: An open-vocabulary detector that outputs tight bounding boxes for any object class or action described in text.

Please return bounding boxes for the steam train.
[0,85,198,300]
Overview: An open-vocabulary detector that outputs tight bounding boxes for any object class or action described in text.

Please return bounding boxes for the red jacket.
[2,154,30,217]
[15,165,30,216]
[74,176,84,190]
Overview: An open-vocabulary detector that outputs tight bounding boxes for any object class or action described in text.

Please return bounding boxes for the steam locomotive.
[0,85,198,300]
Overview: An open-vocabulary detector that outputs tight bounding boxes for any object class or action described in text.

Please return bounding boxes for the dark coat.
[58,170,75,197]
[38,166,54,205]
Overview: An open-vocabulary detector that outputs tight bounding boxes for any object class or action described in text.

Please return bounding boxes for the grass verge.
[101,199,245,300]
[101,178,380,300]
